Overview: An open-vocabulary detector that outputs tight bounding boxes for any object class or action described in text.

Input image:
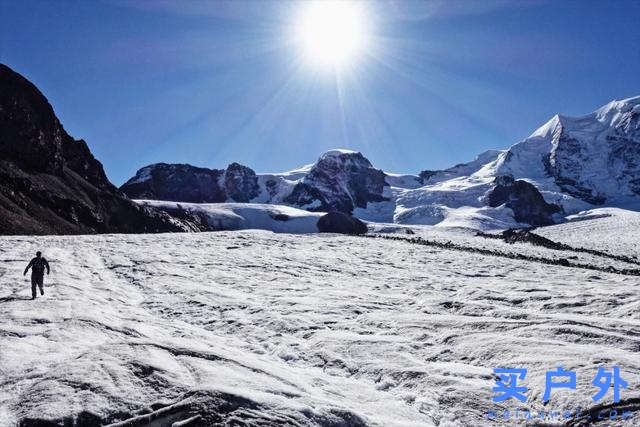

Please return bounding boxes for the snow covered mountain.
[3,60,639,234]
[121,96,640,231]
[365,96,639,229]
[121,149,389,216]
[494,96,640,207]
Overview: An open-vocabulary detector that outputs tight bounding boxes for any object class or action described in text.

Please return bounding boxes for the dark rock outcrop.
[317,211,368,235]
[501,228,566,248]
[120,162,260,204]
[285,150,388,214]
[542,140,607,205]
[486,175,562,226]
[224,162,260,202]
[418,170,438,185]
[121,163,226,203]
[0,63,192,235]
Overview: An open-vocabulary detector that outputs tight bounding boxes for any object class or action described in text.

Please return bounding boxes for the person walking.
[23,251,50,300]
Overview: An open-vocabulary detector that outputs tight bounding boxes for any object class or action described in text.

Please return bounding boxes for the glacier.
[1,215,640,425]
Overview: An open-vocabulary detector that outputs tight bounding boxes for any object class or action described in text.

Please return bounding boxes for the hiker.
[23,251,50,300]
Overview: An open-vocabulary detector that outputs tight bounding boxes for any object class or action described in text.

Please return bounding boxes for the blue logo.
[492,366,627,403]
[489,366,632,422]
[542,366,576,402]
[492,368,528,402]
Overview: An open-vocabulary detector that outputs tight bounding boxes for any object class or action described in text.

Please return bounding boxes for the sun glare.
[294,1,370,70]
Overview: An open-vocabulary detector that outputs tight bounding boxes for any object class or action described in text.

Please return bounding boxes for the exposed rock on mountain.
[486,175,561,226]
[317,211,368,235]
[283,149,388,214]
[0,63,192,235]
[121,162,261,204]
[224,162,260,202]
[123,149,389,215]
[121,163,226,203]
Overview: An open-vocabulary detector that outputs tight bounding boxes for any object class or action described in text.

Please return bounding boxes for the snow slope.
[536,207,640,257]
[490,96,640,209]
[1,228,639,426]
[356,96,640,229]
[136,201,325,234]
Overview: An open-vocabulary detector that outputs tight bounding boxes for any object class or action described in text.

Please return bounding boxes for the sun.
[294,1,370,70]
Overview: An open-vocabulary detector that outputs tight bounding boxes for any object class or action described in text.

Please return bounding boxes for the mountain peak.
[595,95,640,124]
[527,96,640,140]
[319,148,360,160]
[528,114,563,139]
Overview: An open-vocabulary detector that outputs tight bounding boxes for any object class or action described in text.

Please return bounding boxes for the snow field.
[0,229,639,426]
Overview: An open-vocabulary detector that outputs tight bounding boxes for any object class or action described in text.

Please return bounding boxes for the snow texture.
[1,218,639,425]
[536,207,640,257]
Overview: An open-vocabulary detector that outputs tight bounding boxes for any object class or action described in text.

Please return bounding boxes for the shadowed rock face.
[487,175,562,226]
[285,150,388,214]
[224,162,260,202]
[543,117,640,205]
[543,137,608,205]
[120,162,260,203]
[0,63,192,235]
[418,170,438,184]
[0,65,112,190]
[317,211,368,235]
[0,66,66,176]
[121,163,226,203]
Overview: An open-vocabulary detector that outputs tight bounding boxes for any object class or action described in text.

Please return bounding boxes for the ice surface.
[136,201,324,233]
[320,149,359,158]
[1,223,639,425]
[536,207,640,257]
[271,163,314,181]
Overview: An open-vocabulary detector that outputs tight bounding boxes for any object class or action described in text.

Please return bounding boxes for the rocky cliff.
[120,163,227,203]
[120,161,261,204]
[0,64,193,235]
[486,175,562,226]
[283,149,388,213]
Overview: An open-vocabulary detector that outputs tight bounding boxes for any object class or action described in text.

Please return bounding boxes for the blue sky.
[1,0,639,185]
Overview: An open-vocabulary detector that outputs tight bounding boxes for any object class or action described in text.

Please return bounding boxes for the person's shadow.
[0,295,31,303]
